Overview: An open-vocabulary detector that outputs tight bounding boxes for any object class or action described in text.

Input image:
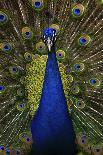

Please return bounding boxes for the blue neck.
[31,51,76,155]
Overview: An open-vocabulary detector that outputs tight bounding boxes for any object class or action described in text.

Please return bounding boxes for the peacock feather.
[0,0,103,154]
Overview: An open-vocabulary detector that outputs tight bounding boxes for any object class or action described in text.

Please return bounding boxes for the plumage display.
[0,0,103,154]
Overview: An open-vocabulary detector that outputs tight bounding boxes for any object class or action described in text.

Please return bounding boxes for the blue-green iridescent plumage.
[0,0,103,155]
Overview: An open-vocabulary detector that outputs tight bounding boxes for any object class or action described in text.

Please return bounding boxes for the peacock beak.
[46,37,53,52]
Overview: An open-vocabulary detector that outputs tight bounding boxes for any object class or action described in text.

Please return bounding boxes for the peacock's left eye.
[32,0,43,10]
[75,99,85,109]
[72,4,85,17]
[22,27,33,40]
[89,78,101,87]
[0,11,8,25]
[74,63,85,72]
[78,34,91,46]
[56,50,65,61]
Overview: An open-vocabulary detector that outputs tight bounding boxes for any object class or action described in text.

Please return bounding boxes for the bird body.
[0,0,103,155]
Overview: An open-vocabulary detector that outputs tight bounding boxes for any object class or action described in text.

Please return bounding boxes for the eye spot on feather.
[19,133,32,144]
[71,85,80,94]
[0,145,5,151]
[92,145,103,155]
[56,50,65,61]
[9,66,20,76]
[77,134,88,147]
[22,27,33,40]
[75,99,85,109]
[0,43,12,53]
[0,85,5,92]
[73,63,85,72]
[17,88,25,97]
[0,11,8,25]
[6,148,11,154]
[89,78,101,87]
[24,52,32,62]
[78,34,91,46]
[32,0,43,10]
[72,4,85,18]
[16,101,26,112]
[36,42,46,54]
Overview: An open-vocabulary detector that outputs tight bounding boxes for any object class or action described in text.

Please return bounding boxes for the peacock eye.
[24,52,32,62]
[26,137,31,142]
[0,85,5,94]
[0,11,8,25]
[36,42,46,54]
[92,146,103,154]
[24,136,32,144]
[3,43,12,52]
[16,150,20,154]
[9,66,19,75]
[17,88,25,97]
[19,133,32,144]
[0,43,12,53]
[74,63,85,72]
[6,148,11,154]
[72,4,85,17]
[71,85,80,94]
[89,78,101,87]
[0,145,4,150]
[56,50,65,61]
[75,99,85,109]
[32,0,43,10]
[22,27,33,40]
[77,134,88,147]
[78,34,91,46]
[17,102,26,111]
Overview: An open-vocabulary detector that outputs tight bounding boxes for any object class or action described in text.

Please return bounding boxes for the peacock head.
[43,27,57,51]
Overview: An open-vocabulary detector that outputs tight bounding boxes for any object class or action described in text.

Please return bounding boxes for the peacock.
[0,0,103,154]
